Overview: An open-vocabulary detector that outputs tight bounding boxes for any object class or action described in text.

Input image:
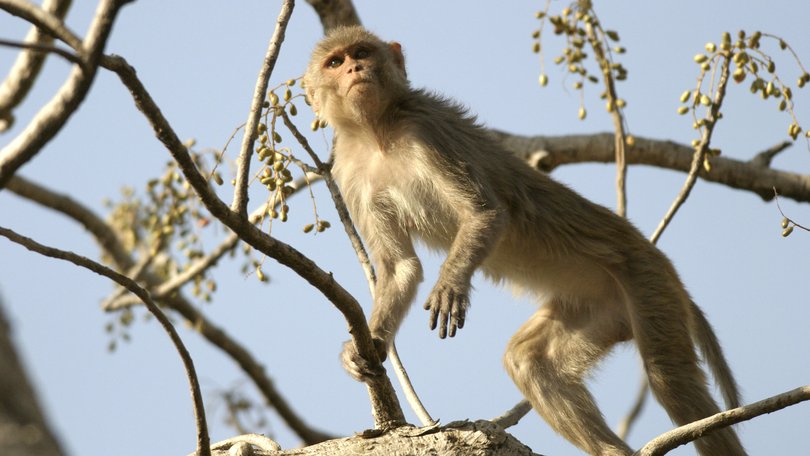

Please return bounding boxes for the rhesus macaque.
[303,26,746,456]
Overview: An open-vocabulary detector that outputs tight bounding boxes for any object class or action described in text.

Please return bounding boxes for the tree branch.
[0,226,211,456]
[0,0,73,131]
[636,385,810,456]
[232,0,294,217]
[0,0,122,189]
[492,131,810,203]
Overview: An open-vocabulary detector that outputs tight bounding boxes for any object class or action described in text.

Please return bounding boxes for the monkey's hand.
[340,338,387,381]
[424,281,470,339]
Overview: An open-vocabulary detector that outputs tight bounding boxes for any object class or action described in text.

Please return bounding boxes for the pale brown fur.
[304,26,746,456]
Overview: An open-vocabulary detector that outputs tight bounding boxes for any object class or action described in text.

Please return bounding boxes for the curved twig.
[8,174,334,444]
[388,342,436,426]
[0,226,211,456]
[635,385,810,456]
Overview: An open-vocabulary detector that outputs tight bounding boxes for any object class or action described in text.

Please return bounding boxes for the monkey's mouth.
[348,78,375,91]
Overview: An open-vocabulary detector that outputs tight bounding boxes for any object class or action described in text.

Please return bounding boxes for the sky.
[1,1,809,455]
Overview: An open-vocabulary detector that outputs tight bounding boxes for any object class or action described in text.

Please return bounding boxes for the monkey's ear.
[389,41,407,77]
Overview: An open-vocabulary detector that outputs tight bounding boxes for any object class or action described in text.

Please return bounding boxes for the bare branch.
[636,385,810,456]
[305,0,361,31]
[0,0,73,131]
[492,131,810,204]
[104,54,405,427]
[388,342,436,427]
[232,0,295,217]
[491,400,531,429]
[0,0,123,190]
[0,226,211,456]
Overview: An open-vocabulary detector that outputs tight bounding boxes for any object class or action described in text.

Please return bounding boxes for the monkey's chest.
[333,152,458,246]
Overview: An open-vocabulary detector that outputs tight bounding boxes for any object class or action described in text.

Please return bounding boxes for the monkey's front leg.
[342,225,423,381]
[424,208,504,339]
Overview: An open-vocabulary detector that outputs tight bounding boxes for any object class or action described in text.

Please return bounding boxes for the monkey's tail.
[689,300,742,410]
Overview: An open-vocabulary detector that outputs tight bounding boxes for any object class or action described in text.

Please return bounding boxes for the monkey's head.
[304,26,409,128]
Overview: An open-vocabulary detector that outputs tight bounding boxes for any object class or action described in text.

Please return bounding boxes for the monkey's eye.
[326,56,343,69]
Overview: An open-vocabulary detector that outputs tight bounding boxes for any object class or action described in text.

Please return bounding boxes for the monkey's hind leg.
[503,302,633,456]
[632,303,747,456]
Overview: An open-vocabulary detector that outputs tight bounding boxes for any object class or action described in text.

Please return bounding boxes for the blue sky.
[1,1,809,455]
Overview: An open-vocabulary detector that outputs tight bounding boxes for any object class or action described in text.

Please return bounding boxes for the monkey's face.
[304,27,408,127]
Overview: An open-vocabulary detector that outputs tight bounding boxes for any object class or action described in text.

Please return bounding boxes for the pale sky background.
[1,1,809,455]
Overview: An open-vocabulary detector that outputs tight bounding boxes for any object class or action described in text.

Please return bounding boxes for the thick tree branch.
[0,226,211,456]
[493,131,810,203]
[232,0,294,217]
[0,0,123,190]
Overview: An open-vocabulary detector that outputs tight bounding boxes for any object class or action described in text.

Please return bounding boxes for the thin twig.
[388,342,436,426]
[585,14,629,217]
[0,38,82,65]
[0,0,82,50]
[0,226,211,456]
[232,0,295,217]
[650,51,731,244]
[773,187,810,232]
[616,374,649,440]
[636,385,810,456]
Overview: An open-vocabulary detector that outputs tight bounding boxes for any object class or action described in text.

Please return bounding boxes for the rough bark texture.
[0,299,64,456]
[207,421,542,456]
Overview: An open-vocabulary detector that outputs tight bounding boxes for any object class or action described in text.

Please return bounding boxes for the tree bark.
[0,298,64,456]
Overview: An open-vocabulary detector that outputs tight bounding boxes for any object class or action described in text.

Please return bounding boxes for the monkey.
[303,26,746,456]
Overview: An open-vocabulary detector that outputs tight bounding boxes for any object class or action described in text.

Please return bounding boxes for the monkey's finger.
[427,300,439,330]
[438,312,448,339]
